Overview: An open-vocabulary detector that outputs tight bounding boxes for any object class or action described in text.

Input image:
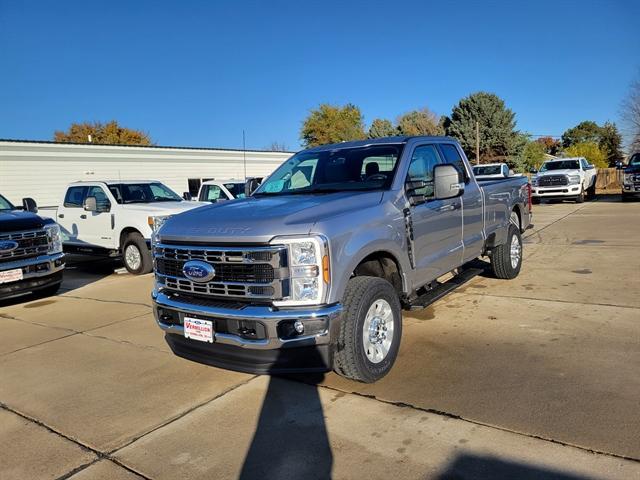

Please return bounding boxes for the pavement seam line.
[461,291,640,310]
[59,294,152,308]
[108,374,259,456]
[523,202,590,241]
[312,382,640,464]
[0,331,79,358]
[0,402,154,480]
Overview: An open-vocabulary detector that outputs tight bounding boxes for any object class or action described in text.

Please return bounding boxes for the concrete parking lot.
[1,196,639,479]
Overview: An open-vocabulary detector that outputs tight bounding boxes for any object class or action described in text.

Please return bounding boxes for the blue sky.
[1,0,638,150]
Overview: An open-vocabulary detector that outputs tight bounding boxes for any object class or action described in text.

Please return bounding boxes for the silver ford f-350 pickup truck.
[152,136,531,382]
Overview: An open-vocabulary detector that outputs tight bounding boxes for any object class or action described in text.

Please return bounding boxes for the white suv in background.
[531,157,597,204]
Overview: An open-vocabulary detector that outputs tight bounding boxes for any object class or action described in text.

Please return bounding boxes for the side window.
[406,145,442,198]
[86,186,111,210]
[63,186,88,208]
[439,144,467,182]
[203,185,223,202]
[580,159,588,170]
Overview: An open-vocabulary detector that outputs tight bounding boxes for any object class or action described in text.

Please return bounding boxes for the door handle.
[80,214,87,219]
[438,204,455,212]
[58,214,64,218]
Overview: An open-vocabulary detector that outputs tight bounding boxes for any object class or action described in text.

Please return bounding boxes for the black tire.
[575,188,585,203]
[334,276,402,383]
[122,232,153,274]
[490,224,523,280]
[587,178,597,199]
[622,192,632,202]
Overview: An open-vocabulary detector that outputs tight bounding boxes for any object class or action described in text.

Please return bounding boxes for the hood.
[623,164,640,174]
[536,169,578,177]
[121,201,207,216]
[0,209,46,233]
[159,191,384,244]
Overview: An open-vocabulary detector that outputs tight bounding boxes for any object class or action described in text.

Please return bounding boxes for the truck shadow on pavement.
[238,350,333,480]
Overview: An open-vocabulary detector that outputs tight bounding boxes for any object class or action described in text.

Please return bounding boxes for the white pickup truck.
[48,181,205,274]
[196,179,247,203]
[531,157,597,203]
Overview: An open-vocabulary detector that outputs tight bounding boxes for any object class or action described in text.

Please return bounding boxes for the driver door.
[407,144,463,282]
[82,185,115,248]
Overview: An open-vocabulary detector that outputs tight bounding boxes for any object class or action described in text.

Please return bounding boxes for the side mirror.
[245,178,260,197]
[586,164,595,170]
[83,196,97,212]
[434,165,464,200]
[22,197,38,213]
[183,192,192,201]
[405,180,428,206]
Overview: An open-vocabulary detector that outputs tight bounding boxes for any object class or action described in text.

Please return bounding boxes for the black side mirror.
[245,178,260,196]
[405,180,428,206]
[183,192,192,201]
[83,196,97,212]
[434,165,464,200]
[22,197,38,213]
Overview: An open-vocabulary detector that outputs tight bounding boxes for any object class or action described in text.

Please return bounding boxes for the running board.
[408,267,484,311]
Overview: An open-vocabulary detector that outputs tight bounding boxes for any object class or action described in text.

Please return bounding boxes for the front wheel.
[575,188,585,203]
[587,178,597,199]
[334,276,402,383]
[122,233,153,274]
[490,224,523,279]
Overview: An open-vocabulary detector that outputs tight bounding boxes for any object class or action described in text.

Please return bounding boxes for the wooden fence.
[595,168,622,191]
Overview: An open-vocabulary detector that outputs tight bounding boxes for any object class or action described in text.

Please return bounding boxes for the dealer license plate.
[0,268,23,285]
[184,317,214,343]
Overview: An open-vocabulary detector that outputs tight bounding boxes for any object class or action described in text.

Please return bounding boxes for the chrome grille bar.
[0,229,50,261]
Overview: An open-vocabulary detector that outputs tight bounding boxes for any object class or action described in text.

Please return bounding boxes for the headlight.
[44,223,63,254]
[568,175,581,185]
[624,174,633,185]
[271,235,330,307]
[148,215,173,232]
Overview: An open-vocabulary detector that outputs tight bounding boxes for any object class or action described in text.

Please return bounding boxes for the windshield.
[540,160,579,171]
[473,165,501,175]
[254,145,403,196]
[0,194,15,211]
[108,183,182,204]
[224,183,247,199]
[629,153,640,166]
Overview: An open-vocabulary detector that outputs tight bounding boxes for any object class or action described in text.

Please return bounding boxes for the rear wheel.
[490,224,523,280]
[334,276,402,383]
[122,233,153,274]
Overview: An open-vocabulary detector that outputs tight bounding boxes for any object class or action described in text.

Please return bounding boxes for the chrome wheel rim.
[510,234,521,269]
[125,244,142,271]
[362,299,394,364]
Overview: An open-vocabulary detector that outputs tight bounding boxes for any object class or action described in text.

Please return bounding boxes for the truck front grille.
[538,175,568,186]
[0,230,50,262]
[153,244,287,301]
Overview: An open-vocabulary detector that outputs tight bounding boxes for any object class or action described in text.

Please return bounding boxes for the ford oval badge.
[0,240,19,254]
[182,260,215,283]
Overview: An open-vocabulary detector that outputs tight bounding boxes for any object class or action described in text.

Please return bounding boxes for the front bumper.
[0,252,65,300]
[152,289,342,374]
[532,185,582,198]
[622,184,640,195]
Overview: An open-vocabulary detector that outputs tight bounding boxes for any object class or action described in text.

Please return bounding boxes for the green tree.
[396,108,444,136]
[598,122,624,166]
[517,139,547,172]
[300,103,366,147]
[54,120,152,145]
[564,142,608,168]
[561,121,602,148]
[368,118,397,138]
[445,92,521,163]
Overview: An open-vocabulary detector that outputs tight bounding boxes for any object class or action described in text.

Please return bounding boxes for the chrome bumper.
[0,252,65,278]
[152,289,342,350]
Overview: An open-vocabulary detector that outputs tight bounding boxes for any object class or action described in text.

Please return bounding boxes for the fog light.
[294,320,304,334]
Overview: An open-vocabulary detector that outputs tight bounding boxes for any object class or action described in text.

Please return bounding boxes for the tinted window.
[201,185,223,202]
[86,186,111,211]
[64,186,88,208]
[223,183,247,199]
[0,194,14,211]
[629,153,640,166]
[540,160,580,171]
[107,183,181,204]
[407,145,442,198]
[439,144,467,181]
[473,165,502,176]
